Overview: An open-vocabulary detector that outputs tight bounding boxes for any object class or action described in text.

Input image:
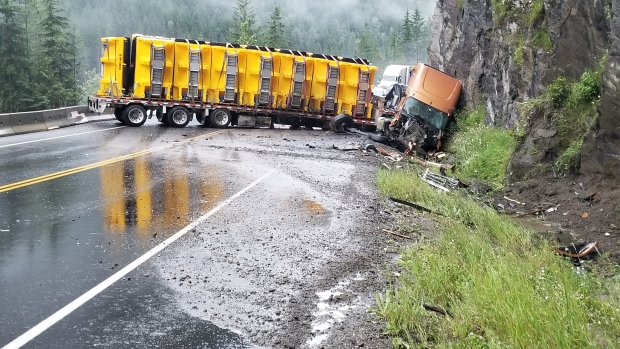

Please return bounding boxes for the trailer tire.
[114,108,125,124]
[330,113,353,133]
[122,105,148,127]
[167,106,191,128]
[160,113,170,126]
[209,109,231,128]
[368,133,388,144]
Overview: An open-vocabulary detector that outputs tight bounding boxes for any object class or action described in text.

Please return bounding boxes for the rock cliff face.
[428,0,618,181]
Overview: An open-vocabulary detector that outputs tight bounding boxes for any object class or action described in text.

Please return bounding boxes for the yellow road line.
[0,129,228,194]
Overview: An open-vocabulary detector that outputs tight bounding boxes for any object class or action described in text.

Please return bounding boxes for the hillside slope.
[428,0,619,259]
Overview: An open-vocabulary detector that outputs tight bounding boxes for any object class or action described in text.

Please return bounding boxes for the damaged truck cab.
[379,63,462,155]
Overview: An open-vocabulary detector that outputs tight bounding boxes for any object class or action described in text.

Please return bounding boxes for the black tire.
[289,117,301,130]
[330,113,353,133]
[209,109,231,128]
[167,106,191,128]
[122,104,148,127]
[368,133,389,144]
[114,108,126,124]
[160,113,170,126]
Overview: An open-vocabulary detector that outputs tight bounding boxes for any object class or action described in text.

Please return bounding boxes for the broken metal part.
[421,168,460,192]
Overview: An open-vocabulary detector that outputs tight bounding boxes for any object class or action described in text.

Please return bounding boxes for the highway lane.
[0,120,257,348]
[0,119,392,348]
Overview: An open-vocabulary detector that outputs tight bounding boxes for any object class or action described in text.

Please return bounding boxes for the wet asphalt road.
[0,118,391,348]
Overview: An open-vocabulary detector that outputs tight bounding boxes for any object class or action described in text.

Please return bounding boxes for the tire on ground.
[122,104,148,127]
[209,109,232,128]
[167,106,191,128]
[114,107,125,124]
[330,113,353,133]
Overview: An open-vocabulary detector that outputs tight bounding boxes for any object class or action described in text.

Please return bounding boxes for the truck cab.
[376,63,462,155]
[371,65,414,97]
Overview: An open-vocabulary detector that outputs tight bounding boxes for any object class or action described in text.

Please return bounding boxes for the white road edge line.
[2,168,276,349]
[0,126,126,149]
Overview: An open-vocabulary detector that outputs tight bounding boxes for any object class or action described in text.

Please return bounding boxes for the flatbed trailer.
[89,34,379,132]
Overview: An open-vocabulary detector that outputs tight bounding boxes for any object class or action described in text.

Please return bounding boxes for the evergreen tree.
[229,0,256,45]
[0,0,32,112]
[410,8,425,59]
[263,5,288,48]
[386,28,400,63]
[401,9,412,44]
[356,22,380,62]
[37,0,79,108]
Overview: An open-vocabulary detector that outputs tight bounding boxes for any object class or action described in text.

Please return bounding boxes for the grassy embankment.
[374,109,620,348]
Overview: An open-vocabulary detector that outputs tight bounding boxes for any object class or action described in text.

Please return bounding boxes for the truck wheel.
[167,106,191,128]
[160,113,170,125]
[122,105,148,127]
[209,109,231,128]
[330,113,353,133]
[114,108,125,124]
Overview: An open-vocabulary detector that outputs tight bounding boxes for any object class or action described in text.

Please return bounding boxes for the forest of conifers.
[0,0,434,113]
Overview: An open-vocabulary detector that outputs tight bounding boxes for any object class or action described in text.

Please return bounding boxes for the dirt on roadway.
[153,126,435,348]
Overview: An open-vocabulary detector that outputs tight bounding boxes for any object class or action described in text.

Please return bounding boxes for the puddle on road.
[307,273,367,347]
[99,154,225,247]
[303,200,327,215]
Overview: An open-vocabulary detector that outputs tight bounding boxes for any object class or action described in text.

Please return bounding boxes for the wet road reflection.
[0,146,239,348]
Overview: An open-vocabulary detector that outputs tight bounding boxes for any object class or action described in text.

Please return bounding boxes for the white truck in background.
[371,65,415,97]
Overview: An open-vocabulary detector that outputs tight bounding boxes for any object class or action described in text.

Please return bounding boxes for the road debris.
[422,304,453,317]
[504,196,526,206]
[381,229,411,239]
[421,168,460,192]
[389,197,434,214]
[552,241,600,266]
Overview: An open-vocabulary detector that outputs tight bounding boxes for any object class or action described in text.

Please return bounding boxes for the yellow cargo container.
[237,46,274,106]
[305,55,340,114]
[202,43,238,103]
[132,35,175,99]
[271,51,307,109]
[98,37,126,97]
[172,40,202,101]
[94,33,382,129]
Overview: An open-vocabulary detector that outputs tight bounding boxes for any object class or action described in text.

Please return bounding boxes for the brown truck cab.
[386,63,462,155]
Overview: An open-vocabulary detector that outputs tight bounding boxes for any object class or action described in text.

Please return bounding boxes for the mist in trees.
[0,0,79,113]
[0,0,436,112]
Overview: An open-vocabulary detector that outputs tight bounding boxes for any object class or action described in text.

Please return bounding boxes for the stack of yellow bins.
[132,35,175,99]
[202,43,238,103]
[172,39,202,101]
[96,33,379,119]
[237,46,274,106]
[271,51,307,109]
[304,55,340,113]
[98,37,126,97]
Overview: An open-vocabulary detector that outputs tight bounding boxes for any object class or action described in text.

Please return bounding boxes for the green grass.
[446,108,517,190]
[375,168,620,348]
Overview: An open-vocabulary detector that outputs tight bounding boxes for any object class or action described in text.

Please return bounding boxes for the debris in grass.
[504,196,526,206]
[421,168,460,192]
[422,304,452,317]
[381,229,411,239]
[388,197,434,214]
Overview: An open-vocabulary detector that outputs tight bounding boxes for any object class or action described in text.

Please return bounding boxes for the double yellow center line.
[0,130,227,194]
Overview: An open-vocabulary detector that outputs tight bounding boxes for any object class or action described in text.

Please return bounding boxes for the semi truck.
[88,34,378,132]
[371,64,415,97]
[371,63,462,156]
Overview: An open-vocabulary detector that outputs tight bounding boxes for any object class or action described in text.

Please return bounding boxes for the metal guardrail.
[0,106,89,137]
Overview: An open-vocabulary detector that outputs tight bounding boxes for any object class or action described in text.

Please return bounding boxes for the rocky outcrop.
[582,0,620,180]
[428,0,616,181]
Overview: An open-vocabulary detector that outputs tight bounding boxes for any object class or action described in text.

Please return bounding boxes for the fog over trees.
[0,0,435,112]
